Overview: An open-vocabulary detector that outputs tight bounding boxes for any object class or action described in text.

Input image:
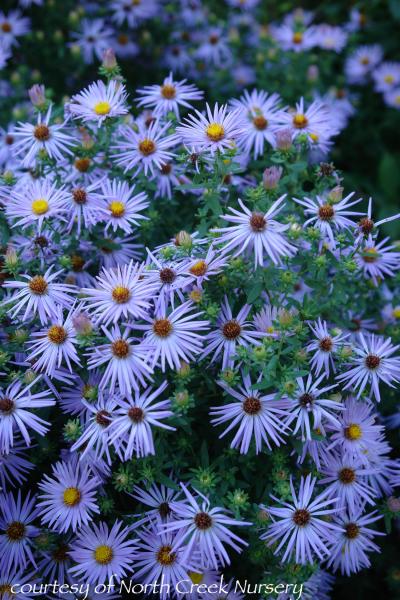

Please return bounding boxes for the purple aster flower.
[131,481,181,526]
[319,451,377,512]
[0,567,39,600]
[37,535,73,585]
[261,474,340,564]
[99,177,149,234]
[162,483,250,570]
[144,250,192,312]
[201,296,264,370]
[280,97,335,141]
[186,244,227,287]
[68,520,136,585]
[70,18,113,64]
[136,72,204,118]
[0,491,40,571]
[108,381,175,459]
[211,373,290,454]
[0,440,34,488]
[58,179,105,235]
[69,80,128,125]
[137,301,209,371]
[111,0,158,27]
[195,29,232,68]
[294,192,362,248]
[59,371,101,416]
[38,458,100,533]
[212,195,296,267]
[326,509,384,575]
[0,378,55,453]
[336,333,400,402]
[87,324,154,397]
[345,45,384,84]
[306,318,349,377]
[283,374,342,441]
[355,235,400,285]
[0,10,30,49]
[270,24,318,53]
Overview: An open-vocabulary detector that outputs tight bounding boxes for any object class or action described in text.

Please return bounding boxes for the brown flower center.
[139,139,156,156]
[345,523,360,539]
[71,254,85,272]
[72,188,87,205]
[319,337,333,352]
[194,512,213,530]
[189,260,207,277]
[222,319,241,340]
[112,286,131,304]
[29,275,48,295]
[0,398,14,414]
[365,354,380,370]
[160,163,172,175]
[47,325,67,344]
[358,217,374,235]
[253,115,268,130]
[34,235,49,248]
[1,22,12,33]
[243,396,262,415]
[34,124,50,141]
[159,267,176,284]
[318,204,335,221]
[128,406,144,422]
[161,84,176,99]
[159,502,171,518]
[112,339,130,358]
[339,467,356,484]
[74,157,91,172]
[153,318,173,338]
[157,544,177,566]
[250,212,266,232]
[299,393,314,407]
[6,521,25,541]
[293,508,310,526]
[53,543,70,562]
[96,410,111,427]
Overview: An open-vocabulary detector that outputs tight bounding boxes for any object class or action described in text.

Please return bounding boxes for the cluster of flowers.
[0,31,400,600]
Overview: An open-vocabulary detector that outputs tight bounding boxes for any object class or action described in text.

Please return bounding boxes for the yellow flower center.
[94,545,113,565]
[156,544,177,566]
[363,246,378,263]
[293,113,308,129]
[161,84,176,99]
[188,572,204,584]
[47,325,68,344]
[309,132,319,142]
[109,201,125,217]
[392,307,400,319]
[93,101,111,116]
[139,138,156,156]
[29,275,48,295]
[32,198,49,215]
[189,260,208,277]
[384,74,394,84]
[292,32,303,44]
[206,122,225,142]
[112,286,131,303]
[344,423,362,441]
[63,487,81,507]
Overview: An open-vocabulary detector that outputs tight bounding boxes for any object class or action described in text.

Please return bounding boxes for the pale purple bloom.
[99,178,149,234]
[131,481,181,526]
[345,45,384,84]
[281,97,335,142]
[137,72,203,118]
[69,80,128,125]
[0,440,34,488]
[59,179,105,235]
[0,491,39,571]
[71,18,113,64]
[306,318,349,377]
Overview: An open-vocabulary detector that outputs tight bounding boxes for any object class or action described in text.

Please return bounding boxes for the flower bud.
[72,312,93,335]
[307,65,319,81]
[263,166,283,190]
[328,185,343,203]
[387,496,400,512]
[275,128,292,151]
[102,48,117,70]
[5,246,18,270]
[28,84,46,109]
[174,230,192,249]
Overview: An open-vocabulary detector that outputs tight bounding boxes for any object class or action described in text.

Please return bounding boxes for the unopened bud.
[328,185,343,203]
[5,246,18,269]
[29,84,46,109]
[174,230,192,249]
[275,128,292,151]
[307,65,319,81]
[102,48,117,70]
[72,312,93,335]
[388,496,400,512]
[263,166,283,190]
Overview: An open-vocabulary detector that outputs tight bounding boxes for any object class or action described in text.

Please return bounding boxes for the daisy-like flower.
[143,250,192,311]
[59,180,105,235]
[108,381,175,459]
[270,24,318,53]
[0,10,30,49]
[0,440,34,489]
[99,234,143,269]
[327,397,385,465]
[355,235,400,285]
[260,474,340,565]
[27,308,81,376]
[315,25,348,52]
[87,324,153,396]
[0,491,39,572]
[68,520,136,585]
[306,318,349,377]
[345,45,384,84]
[136,73,204,118]
[356,198,400,241]
[131,482,181,526]
[70,18,113,64]
[227,0,260,8]
[113,119,178,176]
[68,80,128,126]
[0,378,55,453]
[99,178,149,234]
[3,266,76,325]
[372,61,400,93]
[294,192,362,248]
[0,568,39,600]
[201,297,264,370]
[37,535,73,586]
[37,459,100,533]
[187,244,227,287]
[283,375,342,441]
[133,521,197,600]
[110,0,159,27]
[231,89,285,157]
[211,373,289,454]
[13,105,76,167]
[177,103,244,155]
[384,87,400,109]
[162,483,250,570]
[327,509,384,575]
[6,177,69,232]
[82,261,157,326]
[212,195,297,267]
[195,28,232,68]
[137,301,209,371]
[281,97,334,143]
[336,333,400,402]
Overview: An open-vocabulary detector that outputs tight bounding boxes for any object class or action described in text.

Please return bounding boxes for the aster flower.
[196,29,232,68]
[177,103,244,155]
[0,491,39,572]
[3,266,76,325]
[6,177,68,232]
[0,568,39,600]
[345,45,384,84]
[187,244,227,287]
[270,24,318,53]
[162,483,250,569]
[69,80,128,126]
[70,18,113,64]
[13,105,76,167]
[294,192,362,248]
[281,97,335,143]
[133,520,197,600]
[37,535,73,586]
[111,0,158,27]
[283,374,342,441]
[137,301,209,371]
[68,520,136,585]
[231,90,285,157]
[37,459,100,533]
[336,333,400,402]
[315,25,347,52]
[211,373,290,454]
[0,378,55,453]
[326,509,384,575]
[136,72,204,118]
[260,474,340,564]
[143,250,192,311]
[87,324,154,396]
[355,236,400,285]
[131,482,181,526]
[82,260,157,325]
[0,10,30,49]
[356,198,400,241]
[108,381,175,459]
[372,61,400,93]
[201,297,264,370]
[319,451,377,512]
[27,308,81,376]
[0,440,34,488]
[113,118,178,177]
[99,234,143,269]
[212,195,297,267]
[306,319,349,377]
[99,178,149,234]
[58,180,105,235]
[384,87,400,109]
